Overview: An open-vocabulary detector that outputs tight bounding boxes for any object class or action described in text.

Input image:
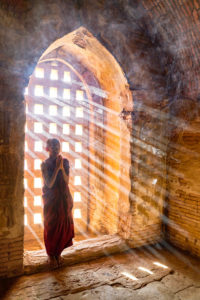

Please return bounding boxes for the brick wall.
[167,115,200,256]
[0,237,23,278]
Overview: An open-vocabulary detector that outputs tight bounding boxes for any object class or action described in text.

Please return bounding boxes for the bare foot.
[48,255,57,269]
[55,255,64,267]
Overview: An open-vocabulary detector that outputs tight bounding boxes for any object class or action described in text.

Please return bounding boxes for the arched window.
[23,27,131,251]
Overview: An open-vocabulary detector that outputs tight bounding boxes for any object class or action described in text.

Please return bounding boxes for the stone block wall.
[0,84,25,278]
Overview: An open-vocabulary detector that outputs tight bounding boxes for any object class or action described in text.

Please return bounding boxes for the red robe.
[42,157,74,256]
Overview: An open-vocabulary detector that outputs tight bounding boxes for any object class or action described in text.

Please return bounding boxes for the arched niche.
[29,26,132,238]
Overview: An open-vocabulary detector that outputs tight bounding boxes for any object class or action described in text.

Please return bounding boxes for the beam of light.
[132,101,200,157]
[27,97,122,141]
[25,168,35,178]
[24,58,196,260]
[153,262,168,269]
[27,111,120,142]
[138,267,154,274]
[68,78,108,99]
[27,86,110,118]
[23,141,166,225]
[25,187,35,197]
[121,272,138,281]
[26,224,44,249]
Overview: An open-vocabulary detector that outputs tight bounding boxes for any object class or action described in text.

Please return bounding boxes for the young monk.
[41,138,74,268]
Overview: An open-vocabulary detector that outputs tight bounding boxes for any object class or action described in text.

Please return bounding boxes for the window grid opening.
[34,141,43,152]
[34,196,42,206]
[35,68,44,78]
[49,87,57,98]
[50,69,58,80]
[49,105,57,116]
[35,85,44,97]
[34,213,42,224]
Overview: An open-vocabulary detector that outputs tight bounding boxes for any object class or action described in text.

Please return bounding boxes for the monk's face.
[47,142,60,156]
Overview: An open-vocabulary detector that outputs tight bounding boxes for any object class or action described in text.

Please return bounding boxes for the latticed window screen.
[24,60,91,246]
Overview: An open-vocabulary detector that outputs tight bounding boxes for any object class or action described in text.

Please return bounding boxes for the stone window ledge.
[23,234,128,275]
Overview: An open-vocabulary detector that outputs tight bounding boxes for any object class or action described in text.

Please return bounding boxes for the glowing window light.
[35,85,44,97]
[25,141,28,152]
[24,179,28,189]
[63,89,70,100]
[35,67,44,78]
[121,272,138,281]
[49,105,57,116]
[34,196,42,206]
[34,178,42,188]
[34,122,43,133]
[74,192,81,202]
[74,209,81,219]
[34,213,42,224]
[34,159,42,170]
[63,71,71,82]
[63,124,70,134]
[34,104,43,115]
[24,197,27,207]
[49,123,57,134]
[75,142,82,152]
[24,159,28,170]
[76,90,83,101]
[76,107,83,118]
[24,87,28,95]
[74,176,81,185]
[62,105,70,117]
[75,124,83,135]
[24,214,28,226]
[62,142,69,152]
[49,87,57,98]
[25,123,28,132]
[63,106,70,117]
[75,159,81,169]
[138,267,153,275]
[50,69,58,80]
[153,262,168,269]
[34,141,43,152]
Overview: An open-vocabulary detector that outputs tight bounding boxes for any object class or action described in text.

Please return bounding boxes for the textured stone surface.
[24,235,128,275]
[1,247,200,300]
[2,248,172,299]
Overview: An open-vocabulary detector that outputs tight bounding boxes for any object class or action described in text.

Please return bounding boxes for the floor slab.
[1,244,200,300]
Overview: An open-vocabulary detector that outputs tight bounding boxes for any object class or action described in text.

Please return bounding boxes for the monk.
[41,138,74,268]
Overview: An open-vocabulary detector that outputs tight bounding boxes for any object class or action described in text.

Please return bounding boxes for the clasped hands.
[56,155,64,171]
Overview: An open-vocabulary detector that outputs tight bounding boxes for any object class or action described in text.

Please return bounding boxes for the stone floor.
[1,244,200,299]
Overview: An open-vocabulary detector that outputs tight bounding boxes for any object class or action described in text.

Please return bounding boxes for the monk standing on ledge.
[41,138,74,268]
